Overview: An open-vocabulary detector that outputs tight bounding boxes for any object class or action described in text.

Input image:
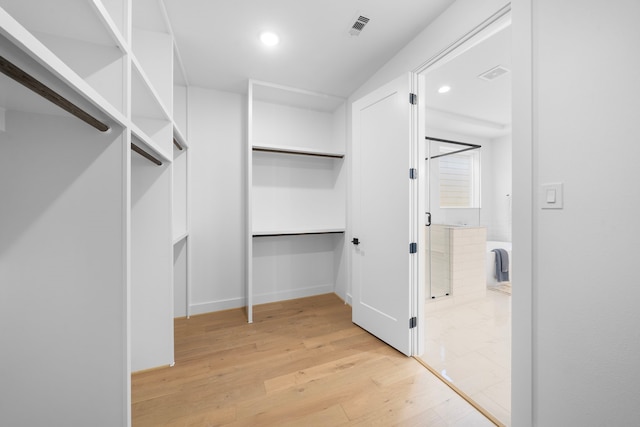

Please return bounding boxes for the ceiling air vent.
[349,15,370,36]
[478,65,510,81]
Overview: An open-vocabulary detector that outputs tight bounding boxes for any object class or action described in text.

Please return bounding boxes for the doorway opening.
[416,11,513,427]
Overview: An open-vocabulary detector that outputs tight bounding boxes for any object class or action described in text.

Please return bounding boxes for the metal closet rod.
[425,135,481,160]
[0,55,110,132]
[0,56,165,166]
[131,143,162,166]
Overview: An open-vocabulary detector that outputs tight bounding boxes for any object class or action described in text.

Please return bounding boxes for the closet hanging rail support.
[0,56,110,132]
[425,136,481,160]
[131,143,163,166]
[173,138,183,150]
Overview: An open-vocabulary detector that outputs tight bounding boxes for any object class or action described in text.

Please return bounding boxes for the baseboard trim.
[252,284,334,306]
[189,297,245,316]
[187,285,335,316]
[132,363,172,375]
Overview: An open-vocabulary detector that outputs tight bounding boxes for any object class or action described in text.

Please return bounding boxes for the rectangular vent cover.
[349,15,370,36]
[478,65,510,81]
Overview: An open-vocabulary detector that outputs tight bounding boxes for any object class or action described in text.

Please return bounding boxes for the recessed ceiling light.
[260,31,280,46]
[438,85,451,94]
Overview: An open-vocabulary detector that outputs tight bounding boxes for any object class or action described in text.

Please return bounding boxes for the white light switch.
[541,183,563,209]
[546,188,556,203]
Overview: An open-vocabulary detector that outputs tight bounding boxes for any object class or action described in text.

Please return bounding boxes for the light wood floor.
[132,294,494,426]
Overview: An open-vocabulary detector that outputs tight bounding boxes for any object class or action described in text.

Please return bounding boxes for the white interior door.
[352,73,416,356]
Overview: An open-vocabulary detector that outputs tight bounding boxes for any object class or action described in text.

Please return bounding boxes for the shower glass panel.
[426,137,481,299]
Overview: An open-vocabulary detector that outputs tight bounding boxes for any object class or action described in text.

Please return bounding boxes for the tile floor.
[420,289,512,426]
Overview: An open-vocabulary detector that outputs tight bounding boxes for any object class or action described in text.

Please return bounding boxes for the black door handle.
[426,212,431,227]
[351,238,360,245]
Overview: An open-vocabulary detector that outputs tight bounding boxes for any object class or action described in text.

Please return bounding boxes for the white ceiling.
[424,25,512,139]
[163,0,456,97]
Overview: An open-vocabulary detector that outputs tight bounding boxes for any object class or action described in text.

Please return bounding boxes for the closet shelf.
[252,144,344,159]
[173,231,188,245]
[131,56,171,120]
[131,124,172,164]
[253,228,345,237]
[0,8,128,129]
[90,0,130,54]
[0,54,109,132]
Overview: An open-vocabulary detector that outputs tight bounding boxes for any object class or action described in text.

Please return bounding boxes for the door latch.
[351,238,360,246]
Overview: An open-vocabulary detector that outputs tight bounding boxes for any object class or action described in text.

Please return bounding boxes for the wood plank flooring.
[132,294,494,426]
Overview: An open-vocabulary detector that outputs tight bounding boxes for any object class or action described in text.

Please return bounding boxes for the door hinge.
[409,168,417,179]
[409,317,417,329]
[409,93,417,105]
[409,242,417,254]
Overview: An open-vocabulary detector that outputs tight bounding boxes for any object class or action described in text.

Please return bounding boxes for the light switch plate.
[541,183,563,209]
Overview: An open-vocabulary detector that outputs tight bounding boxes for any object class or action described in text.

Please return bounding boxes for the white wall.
[526,0,640,424]
[187,87,246,314]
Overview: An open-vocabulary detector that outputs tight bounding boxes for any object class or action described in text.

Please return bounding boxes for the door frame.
[412,3,535,426]
[346,2,533,424]
[414,4,512,357]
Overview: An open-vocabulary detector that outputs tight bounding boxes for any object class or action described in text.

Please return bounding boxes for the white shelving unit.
[0,0,190,423]
[0,4,128,426]
[247,80,347,322]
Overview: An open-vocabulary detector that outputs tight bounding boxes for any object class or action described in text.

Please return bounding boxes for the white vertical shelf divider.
[129,0,175,372]
[165,0,191,318]
[246,80,254,323]
[247,79,347,323]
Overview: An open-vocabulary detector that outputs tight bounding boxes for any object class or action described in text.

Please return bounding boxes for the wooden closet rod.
[131,143,162,166]
[0,55,110,132]
[173,138,183,150]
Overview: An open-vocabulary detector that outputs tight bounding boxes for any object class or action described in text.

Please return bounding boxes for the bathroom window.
[439,149,480,208]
